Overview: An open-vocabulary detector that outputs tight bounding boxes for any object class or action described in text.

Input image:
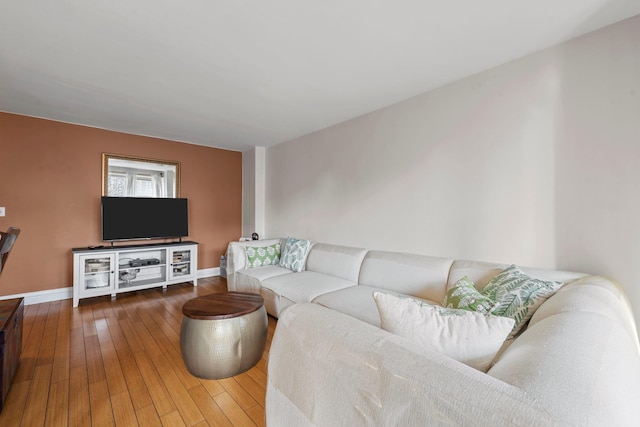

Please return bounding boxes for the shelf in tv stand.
[72,241,198,307]
[119,263,167,272]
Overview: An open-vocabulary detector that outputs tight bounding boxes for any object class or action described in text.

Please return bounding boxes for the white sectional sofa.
[226,239,640,426]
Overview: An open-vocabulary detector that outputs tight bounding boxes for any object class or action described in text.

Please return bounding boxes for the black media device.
[101,197,189,242]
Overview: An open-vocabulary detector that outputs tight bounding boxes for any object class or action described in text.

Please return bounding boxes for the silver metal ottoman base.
[180,305,267,379]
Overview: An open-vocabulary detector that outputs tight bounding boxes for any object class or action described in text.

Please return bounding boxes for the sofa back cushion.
[358,251,453,302]
[447,260,586,291]
[305,243,368,282]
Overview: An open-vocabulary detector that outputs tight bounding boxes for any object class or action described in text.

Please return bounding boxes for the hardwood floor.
[0,277,275,427]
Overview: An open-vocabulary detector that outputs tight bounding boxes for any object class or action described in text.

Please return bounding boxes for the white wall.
[554,16,640,319]
[242,148,256,237]
[264,15,640,329]
[242,147,266,238]
[266,50,561,267]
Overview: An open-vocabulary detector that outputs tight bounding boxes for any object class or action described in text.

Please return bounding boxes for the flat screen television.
[101,197,189,242]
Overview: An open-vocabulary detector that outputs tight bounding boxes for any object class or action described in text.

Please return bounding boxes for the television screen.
[101,197,188,241]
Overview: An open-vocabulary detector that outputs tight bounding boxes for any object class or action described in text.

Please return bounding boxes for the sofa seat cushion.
[236,265,292,294]
[262,271,355,304]
[261,287,296,318]
[312,285,440,327]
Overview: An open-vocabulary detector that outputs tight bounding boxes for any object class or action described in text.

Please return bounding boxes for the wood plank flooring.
[0,277,275,427]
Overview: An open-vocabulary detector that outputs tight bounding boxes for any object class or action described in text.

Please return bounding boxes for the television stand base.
[72,241,198,307]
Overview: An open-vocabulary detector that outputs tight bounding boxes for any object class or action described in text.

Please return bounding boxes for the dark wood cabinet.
[0,298,23,412]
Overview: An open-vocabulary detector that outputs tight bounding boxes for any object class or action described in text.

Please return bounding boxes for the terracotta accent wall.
[0,112,241,297]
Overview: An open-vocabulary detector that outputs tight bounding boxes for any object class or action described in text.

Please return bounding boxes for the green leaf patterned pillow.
[482,265,563,337]
[279,237,312,272]
[443,276,497,314]
[245,243,281,268]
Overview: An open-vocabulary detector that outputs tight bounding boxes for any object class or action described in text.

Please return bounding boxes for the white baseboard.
[198,267,220,278]
[0,268,222,306]
[0,287,73,306]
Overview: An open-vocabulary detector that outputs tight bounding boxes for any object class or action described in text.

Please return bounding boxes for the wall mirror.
[102,153,180,198]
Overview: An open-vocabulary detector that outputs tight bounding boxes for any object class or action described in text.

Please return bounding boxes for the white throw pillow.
[374,292,515,372]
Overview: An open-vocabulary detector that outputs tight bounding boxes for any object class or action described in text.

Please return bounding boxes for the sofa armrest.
[267,304,558,426]
[226,239,283,291]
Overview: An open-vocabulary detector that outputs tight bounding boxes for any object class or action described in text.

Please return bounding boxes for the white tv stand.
[72,241,198,307]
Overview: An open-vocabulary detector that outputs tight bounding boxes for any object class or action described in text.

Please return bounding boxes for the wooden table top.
[182,292,264,320]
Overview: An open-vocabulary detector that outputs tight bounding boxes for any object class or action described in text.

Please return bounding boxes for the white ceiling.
[1,1,639,152]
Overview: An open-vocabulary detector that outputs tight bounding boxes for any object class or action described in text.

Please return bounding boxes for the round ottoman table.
[180,291,267,379]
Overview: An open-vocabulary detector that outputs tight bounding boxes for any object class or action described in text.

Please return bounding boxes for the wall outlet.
[0,207,5,217]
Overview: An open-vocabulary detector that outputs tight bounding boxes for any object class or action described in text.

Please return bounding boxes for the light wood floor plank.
[199,378,226,398]
[80,304,97,338]
[150,354,204,426]
[45,378,69,427]
[219,377,258,410]
[188,385,233,427]
[134,405,162,427]
[246,361,268,389]
[99,336,128,396]
[133,351,176,417]
[38,301,61,367]
[113,346,153,410]
[21,363,52,426]
[69,326,87,369]
[13,302,49,384]
[246,404,266,427]
[0,380,29,426]
[234,372,266,408]
[84,334,106,384]
[1,277,273,427]
[146,329,200,391]
[213,391,258,427]
[159,410,186,427]
[88,379,115,427]
[68,365,91,427]
[111,391,138,427]
[51,300,71,384]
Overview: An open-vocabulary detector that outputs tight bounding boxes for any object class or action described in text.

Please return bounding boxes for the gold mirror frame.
[102,153,180,197]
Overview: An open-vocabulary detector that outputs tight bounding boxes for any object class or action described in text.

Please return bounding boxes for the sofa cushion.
[313,285,440,327]
[447,260,507,291]
[245,243,281,268]
[279,237,312,272]
[305,243,368,282]
[261,287,296,318]
[236,265,292,294]
[488,304,640,426]
[483,265,563,337]
[358,250,453,301]
[448,259,585,290]
[529,275,640,343]
[443,276,497,314]
[374,292,515,372]
[262,271,355,304]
